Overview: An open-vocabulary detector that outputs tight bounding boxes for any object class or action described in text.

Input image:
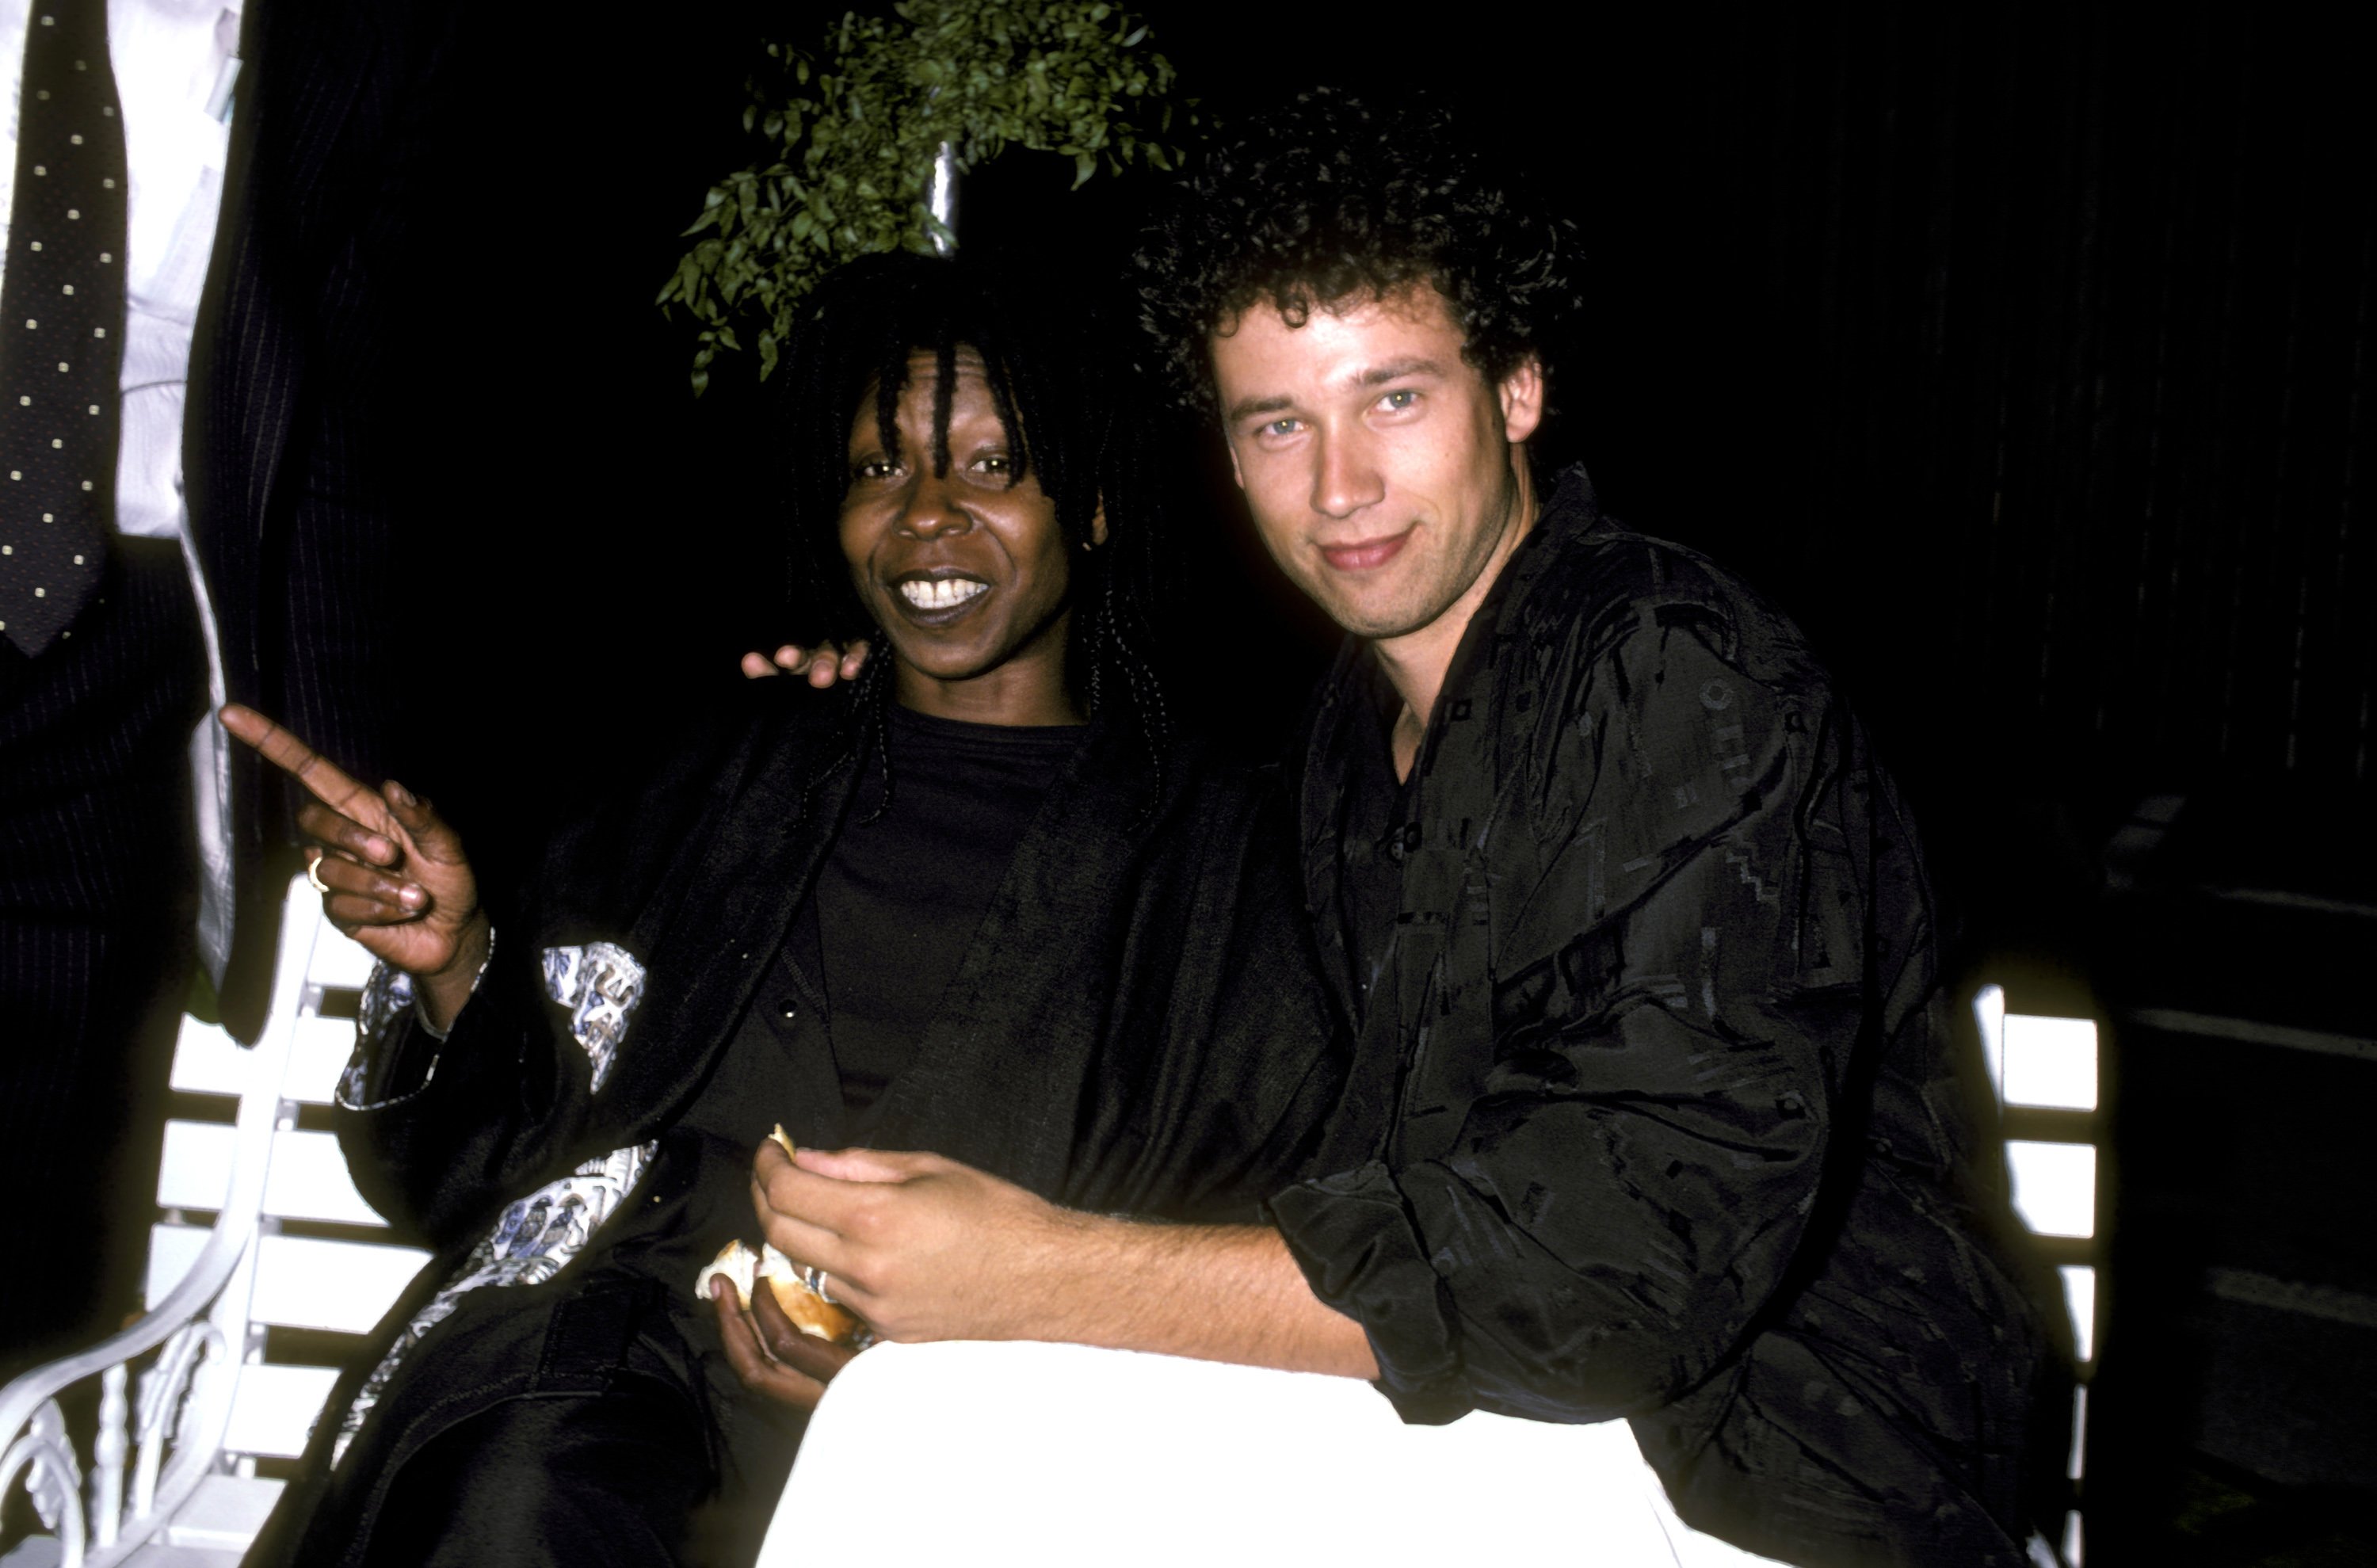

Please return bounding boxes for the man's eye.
[1261,418,1300,438]
[1379,389,1419,412]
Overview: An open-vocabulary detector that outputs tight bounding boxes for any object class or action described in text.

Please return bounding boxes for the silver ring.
[305,852,331,895]
[799,1264,837,1306]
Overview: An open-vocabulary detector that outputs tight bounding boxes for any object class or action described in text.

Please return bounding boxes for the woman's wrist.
[415,914,494,1035]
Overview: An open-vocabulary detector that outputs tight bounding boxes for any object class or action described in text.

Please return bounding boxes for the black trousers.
[341,1364,803,1568]
[358,1375,717,1568]
[0,536,204,1371]
[267,1139,811,1568]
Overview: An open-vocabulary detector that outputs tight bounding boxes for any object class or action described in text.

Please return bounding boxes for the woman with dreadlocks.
[219,252,1348,1566]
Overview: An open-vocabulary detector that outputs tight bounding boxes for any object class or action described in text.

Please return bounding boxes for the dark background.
[399,0,2377,927]
[376,2,2376,1558]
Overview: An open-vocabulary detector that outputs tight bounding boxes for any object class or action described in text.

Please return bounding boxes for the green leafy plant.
[658,0,1188,392]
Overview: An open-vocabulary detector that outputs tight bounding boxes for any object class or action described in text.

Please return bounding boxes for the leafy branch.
[657,0,1188,393]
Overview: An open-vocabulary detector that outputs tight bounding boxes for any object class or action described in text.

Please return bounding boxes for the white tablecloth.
[763,1340,1788,1566]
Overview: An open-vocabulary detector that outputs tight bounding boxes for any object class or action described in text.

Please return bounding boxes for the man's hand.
[738,639,871,686]
[749,1143,1380,1379]
[750,1143,1090,1345]
[709,1275,858,1410]
[219,704,488,1028]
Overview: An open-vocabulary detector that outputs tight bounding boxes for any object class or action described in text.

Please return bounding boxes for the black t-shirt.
[681,703,1083,1150]
[815,704,1083,1116]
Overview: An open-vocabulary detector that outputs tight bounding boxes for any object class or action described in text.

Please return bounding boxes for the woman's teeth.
[899,578,988,610]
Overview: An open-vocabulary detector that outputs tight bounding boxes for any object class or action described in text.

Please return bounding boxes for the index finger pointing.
[219,704,380,819]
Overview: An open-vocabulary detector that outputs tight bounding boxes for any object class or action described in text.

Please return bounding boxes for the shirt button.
[780,999,798,1021]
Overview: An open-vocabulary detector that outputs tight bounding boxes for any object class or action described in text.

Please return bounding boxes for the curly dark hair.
[1135,87,1580,412]
[773,251,1173,808]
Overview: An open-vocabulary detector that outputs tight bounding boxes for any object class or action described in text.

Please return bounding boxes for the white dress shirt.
[1,0,243,983]
[1,0,241,540]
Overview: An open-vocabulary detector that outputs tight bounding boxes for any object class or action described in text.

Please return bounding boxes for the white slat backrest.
[162,1473,288,1555]
[305,927,378,992]
[147,1226,429,1338]
[221,1364,343,1460]
[167,905,373,1104]
[157,1123,387,1229]
[170,1013,359,1107]
[145,912,433,1474]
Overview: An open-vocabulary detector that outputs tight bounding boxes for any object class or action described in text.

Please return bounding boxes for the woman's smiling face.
[837,349,1096,725]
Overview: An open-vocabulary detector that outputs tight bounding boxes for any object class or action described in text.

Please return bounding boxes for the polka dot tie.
[0,1,125,658]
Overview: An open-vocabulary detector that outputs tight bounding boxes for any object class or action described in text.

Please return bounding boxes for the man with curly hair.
[754,92,2070,1567]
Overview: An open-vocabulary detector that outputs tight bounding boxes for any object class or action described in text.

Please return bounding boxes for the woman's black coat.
[254,683,1347,1566]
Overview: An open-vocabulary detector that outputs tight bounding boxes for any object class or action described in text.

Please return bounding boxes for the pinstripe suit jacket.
[185,0,457,1040]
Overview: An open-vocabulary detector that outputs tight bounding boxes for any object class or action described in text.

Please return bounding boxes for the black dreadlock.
[775,252,1173,819]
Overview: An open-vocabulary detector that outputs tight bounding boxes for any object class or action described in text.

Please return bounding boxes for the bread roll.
[695,1238,868,1347]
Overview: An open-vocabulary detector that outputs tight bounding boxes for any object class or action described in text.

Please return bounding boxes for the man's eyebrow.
[1222,358,1451,424]
[1356,356,1449,387]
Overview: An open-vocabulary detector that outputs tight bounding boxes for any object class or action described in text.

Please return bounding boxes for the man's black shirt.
[1330,668,1417,1021]
[1272,469,2070,1568]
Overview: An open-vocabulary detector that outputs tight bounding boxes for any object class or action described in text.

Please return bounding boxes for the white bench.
[0,874,431,1567]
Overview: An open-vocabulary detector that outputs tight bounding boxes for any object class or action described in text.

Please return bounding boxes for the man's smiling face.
[1211,284,1543,648]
